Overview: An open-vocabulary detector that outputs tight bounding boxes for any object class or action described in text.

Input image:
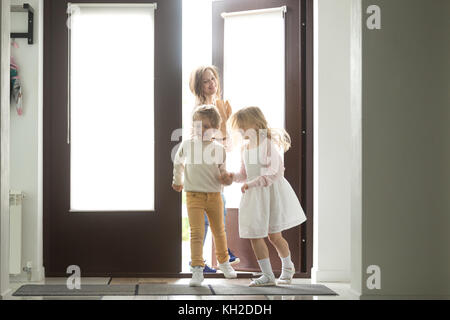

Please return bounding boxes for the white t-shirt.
[173,139,227,193]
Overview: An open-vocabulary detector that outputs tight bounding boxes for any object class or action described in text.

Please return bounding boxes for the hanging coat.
[10,58,23,116]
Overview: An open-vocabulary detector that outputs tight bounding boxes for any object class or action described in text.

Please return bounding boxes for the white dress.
[234,140,307,239]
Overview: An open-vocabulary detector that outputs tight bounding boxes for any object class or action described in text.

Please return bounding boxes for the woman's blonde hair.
[192,105,222,130]
[189,65,222,106]
[228,107,291,152]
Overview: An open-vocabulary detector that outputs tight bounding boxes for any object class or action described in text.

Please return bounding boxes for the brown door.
[43,0,182,277]
[212,0,313,277]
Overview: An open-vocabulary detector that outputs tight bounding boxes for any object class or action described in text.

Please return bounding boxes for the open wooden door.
[212,0,313,277]
[44,0,182,277]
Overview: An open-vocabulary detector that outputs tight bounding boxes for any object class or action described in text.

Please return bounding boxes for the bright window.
[69,4,156,212]
[222,7,286,208]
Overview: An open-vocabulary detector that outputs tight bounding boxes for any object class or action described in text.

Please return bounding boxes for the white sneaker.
[190,266,204,287]
[277,267,296,285]
[249,273,276,287]
[218,262,237,279]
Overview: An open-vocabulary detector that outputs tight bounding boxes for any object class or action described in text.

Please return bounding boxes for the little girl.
[221,107,307,287]
[173,105,237,287]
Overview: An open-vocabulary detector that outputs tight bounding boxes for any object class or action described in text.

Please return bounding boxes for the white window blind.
[222,6,287,208]
[68,4,156,212]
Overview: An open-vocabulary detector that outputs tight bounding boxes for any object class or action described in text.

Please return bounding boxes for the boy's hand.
[219,173,234,186]
[241,184,249,194]
[172,184,183,192]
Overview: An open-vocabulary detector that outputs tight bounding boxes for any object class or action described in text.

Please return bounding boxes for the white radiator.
[9,191,24,275]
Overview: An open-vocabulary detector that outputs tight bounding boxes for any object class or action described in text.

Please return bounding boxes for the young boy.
[172,105,237,286]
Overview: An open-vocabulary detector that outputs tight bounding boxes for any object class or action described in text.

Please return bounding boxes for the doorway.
[181,0,313,278]
[211,0,313,277]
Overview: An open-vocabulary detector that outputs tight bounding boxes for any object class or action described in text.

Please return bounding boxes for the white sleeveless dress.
[238,143,307,239]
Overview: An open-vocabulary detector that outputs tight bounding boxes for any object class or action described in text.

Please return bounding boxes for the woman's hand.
[219,172,234,186]
[172,184,183,192]
[241,184,249,194]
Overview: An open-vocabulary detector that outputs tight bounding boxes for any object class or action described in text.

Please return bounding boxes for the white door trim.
[0,0,11,299]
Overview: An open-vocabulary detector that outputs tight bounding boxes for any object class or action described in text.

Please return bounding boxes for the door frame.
[0,0,11,297]
[302,0,314,278]
[212,0,314,278]
[43,0,183,277]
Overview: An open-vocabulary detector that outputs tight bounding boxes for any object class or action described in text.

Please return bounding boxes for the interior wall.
[0,0,11,298]
[359,0,450,297]
[312,0,352,282]
[9,0,44,282]
[350,0,362,296]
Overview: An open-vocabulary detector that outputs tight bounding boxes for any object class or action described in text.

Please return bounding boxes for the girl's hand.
[241,184,249,194]
[219,173,234,186]
[172,184,183,192]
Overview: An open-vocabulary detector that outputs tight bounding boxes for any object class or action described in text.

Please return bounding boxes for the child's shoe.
[277,267,296,285]
[228,249,240,265]
[218,261,237,279]
[249,274,276,287]
[190,266,204,287]
[189,261,217,274]
[203,264,217,274]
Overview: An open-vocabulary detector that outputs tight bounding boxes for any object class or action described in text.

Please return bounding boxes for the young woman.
[189,66,240,272]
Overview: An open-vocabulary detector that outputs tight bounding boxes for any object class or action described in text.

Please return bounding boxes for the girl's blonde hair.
[228,107,291,152]
[189,65,222,106]
[192,105,222,130]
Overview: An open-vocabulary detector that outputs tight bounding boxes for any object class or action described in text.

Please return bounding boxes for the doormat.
[138,283,214,296]
[13,284,137,297]
[13,283,337,297]
[209,284,338,296]
[137,283,337,296]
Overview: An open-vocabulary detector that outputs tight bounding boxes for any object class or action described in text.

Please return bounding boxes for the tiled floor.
[4,277,358,300]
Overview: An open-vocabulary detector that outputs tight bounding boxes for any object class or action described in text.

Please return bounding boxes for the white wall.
[9,0,44,282]
[1,0,12,299]
[312,0,352,283]
[350,0,362,296]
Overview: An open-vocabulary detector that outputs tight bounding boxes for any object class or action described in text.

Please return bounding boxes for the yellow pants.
[186,192,229,267]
